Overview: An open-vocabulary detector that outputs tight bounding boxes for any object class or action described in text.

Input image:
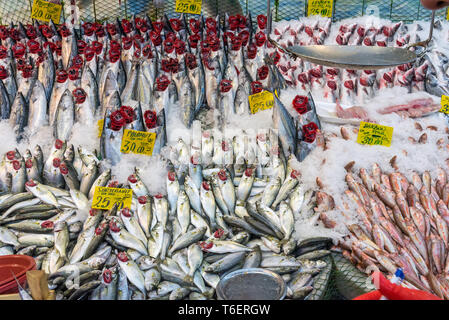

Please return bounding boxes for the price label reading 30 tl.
[249,91,275,114]
[120,129,157,156]
[307,0,334,17]
[439,95,449,114]
[91,187,132,210]
[31,0,62,23]
[175,0,202,15]
[357,122,394,147]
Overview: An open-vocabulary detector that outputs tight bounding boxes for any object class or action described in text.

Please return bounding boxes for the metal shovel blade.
[268,9,437,70]
[285,45,417,70]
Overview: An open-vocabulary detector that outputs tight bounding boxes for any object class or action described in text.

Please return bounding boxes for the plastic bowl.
[0,272,28,295]
[216,268,287,300]
[0,255,36,290]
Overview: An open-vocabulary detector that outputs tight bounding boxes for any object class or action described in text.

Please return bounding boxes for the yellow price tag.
[249,90,275,114]
[31,0,62,23]
[97,119,104,138]
[447,9,449,21]
[175,0,202,14]
[92,186,132,210]
[440,95,449,114]
[357,122,394,147]
[307,0,333,17]
[120,129,157,156]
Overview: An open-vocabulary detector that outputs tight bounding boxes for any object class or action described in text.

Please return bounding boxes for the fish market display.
[1,10,449,301]
[322,164,449,299]
[297,116,449,299]
[0,138,331,300]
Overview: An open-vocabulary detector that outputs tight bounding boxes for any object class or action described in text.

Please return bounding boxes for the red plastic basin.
[0,255,36,291]
[0,272,28,294]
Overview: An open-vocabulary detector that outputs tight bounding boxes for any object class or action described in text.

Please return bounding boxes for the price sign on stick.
[120,129,156,156]
[249,91,275,114]
[31,0,62,23]
[175,0,202,15]
[439,95,449,114]
[357,122,394,147]
[92,187,132,210]
[307,0,333,18]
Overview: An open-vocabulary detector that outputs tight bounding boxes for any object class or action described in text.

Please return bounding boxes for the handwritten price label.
[92,187,132,210]
[249,91,275,114]
[307,0,333,17]
[357,122,393,147]
[175,0,202,14]
[120,129,156,156]
[31,0,62,23]
[440,95,449,114]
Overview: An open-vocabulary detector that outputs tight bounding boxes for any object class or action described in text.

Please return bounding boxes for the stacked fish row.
[0,140,106,196]
[314,123,449,299]
[270,17,449,104]
[0,134,333,300]
[0,12,292,153]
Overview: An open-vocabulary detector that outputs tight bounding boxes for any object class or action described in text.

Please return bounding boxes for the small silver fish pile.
[0,139,108,196]
[317,155,449,299]
[0,133,333,300]
[271,17,449,103]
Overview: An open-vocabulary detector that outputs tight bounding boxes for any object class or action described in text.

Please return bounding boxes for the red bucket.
[0,255,36,294]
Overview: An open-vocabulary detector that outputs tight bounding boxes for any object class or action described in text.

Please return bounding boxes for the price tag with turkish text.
[440,95,449,114]
[249,90,275,114]
[357,122,394,147]
[31,0,62,23]
[175,0,202,15]
[307,0,333,18]
[120,129,156,156]
[92,187,132,210]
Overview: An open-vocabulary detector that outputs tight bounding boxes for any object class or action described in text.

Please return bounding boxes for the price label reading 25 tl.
[307,0,334,17]
[175,0,202,15]
[92,187,132,210]
[357,122,394,147]
[249,91,275,114]
[120,129,157,156]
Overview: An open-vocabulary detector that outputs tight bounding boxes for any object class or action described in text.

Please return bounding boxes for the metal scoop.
[267,4,436,70]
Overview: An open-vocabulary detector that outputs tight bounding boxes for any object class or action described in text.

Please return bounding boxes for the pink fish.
[335,100,369,121]
[297,71,310,91]
[339,23,357,34]
[376,34,388,47]
[340,70,357,105]
[377,98,435,115]
[378,69,395,89]
[393,68,414,91]
[357,71,376,103]
[323,75,339,103]
[336,31,352,45]
[363,32,376,46]
[396,34,410,47]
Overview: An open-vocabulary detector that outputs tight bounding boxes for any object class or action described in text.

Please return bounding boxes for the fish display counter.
[0,10,448,300]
